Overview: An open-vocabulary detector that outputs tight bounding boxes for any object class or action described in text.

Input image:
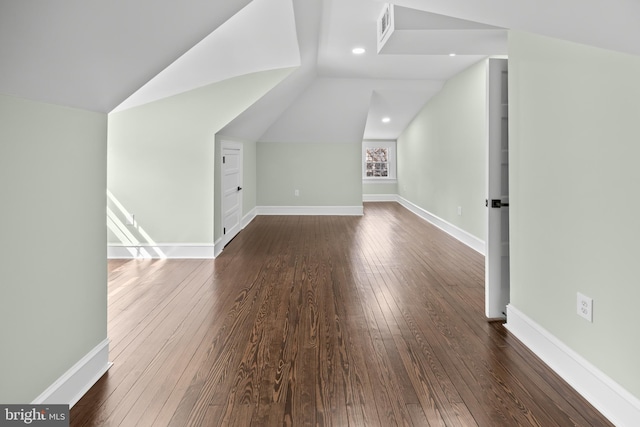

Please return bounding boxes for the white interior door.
[486,58,510,319]
[221,141,243,246]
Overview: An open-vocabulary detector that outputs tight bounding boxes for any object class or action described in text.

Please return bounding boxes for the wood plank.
[71,202,614,427]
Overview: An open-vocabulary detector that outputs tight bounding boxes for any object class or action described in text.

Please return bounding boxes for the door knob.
[237,186,243,191]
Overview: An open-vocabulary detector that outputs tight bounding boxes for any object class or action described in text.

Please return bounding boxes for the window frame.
[362,140,397,183]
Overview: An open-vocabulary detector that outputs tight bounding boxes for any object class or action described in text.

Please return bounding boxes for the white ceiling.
[112,0,301,113]
[0,0,252,112]
[221,0,507,142]
[2,0,640,142]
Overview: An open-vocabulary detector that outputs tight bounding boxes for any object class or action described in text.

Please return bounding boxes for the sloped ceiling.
[112,0,301,112]
[394,0,640,57]
[225,0,505,142]
[0,0,253,112]
[2,0,640,141]
[379,7,506,55]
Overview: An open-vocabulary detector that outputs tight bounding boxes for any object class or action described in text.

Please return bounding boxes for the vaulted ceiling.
[2,0,639,142]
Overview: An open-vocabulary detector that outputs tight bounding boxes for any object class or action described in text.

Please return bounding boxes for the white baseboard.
[107,244,215,259]
[215,208,258,256]
[396,196,485,254]
[107,201,474,257]
[256,205,364,216]
[242,207,257,229]
[32,338,112,408]
[506,305,640,427]
[363,194,399,202]
[109,209,259,260]
[214,238,224,258]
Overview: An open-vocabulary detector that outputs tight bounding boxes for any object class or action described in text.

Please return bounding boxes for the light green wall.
[241,139,257,214]
[363,182,398,196]
[108,68,294,245]
[0,94,107,403]
[509,31,640,398]
[257,142,362,206]
[397,59,488,240]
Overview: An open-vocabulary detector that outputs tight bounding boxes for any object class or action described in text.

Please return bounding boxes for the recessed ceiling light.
[449,53,457,57]
[382,117,391,123]
[352,47,366,55]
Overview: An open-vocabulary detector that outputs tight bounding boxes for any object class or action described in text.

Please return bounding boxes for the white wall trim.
[109,209,259,260]
[396,196,485,254]
[242,207,257,229]
[107,244,215,259]
[32,338,112,408]
[214,238,224,258]
[506,305,640,427]
[363,194,399,202]
[256,206,364,216]
[216,207,258,256]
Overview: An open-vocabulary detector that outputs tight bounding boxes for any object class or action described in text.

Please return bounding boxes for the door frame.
[485,58,510,319]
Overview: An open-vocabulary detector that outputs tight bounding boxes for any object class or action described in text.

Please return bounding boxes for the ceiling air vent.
[377,4,394,53]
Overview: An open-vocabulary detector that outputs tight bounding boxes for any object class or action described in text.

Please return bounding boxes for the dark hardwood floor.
[71,202,612,426]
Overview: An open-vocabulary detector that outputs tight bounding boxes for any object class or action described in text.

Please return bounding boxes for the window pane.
[366,147,388,163]
[372,162,388,177]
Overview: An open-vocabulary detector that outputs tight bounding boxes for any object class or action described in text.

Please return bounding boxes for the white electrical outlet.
[294,189,299,197]
[577,292,593,322]
[457,206,462,216]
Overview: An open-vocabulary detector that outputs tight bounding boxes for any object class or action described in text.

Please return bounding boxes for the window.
[363,140,396,182]
[366,147,389,177]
